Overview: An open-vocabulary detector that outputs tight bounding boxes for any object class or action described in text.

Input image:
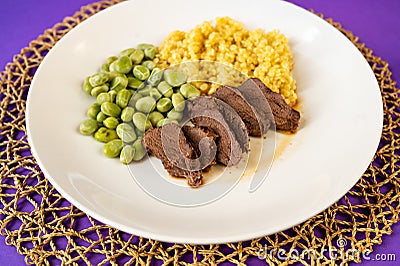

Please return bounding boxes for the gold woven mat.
[1,1,399,265]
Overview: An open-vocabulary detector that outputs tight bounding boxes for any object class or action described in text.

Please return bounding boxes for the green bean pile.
[79,43,201,164]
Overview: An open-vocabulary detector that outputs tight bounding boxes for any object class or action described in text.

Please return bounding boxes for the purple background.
[1,0,399,265]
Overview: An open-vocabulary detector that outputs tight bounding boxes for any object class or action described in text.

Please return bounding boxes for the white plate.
[26,0,383,244]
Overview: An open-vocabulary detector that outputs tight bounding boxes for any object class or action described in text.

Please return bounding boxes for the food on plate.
[157,17,297,106]
[78,17,301,187]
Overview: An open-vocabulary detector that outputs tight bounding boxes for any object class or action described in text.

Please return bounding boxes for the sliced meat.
[213,85,271,137]
[188,96,249,166]
[143,123,202,187]
[182,125,218,170]
[239,78,300,132]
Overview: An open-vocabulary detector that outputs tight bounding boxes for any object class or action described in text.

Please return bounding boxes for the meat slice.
[143,123,202,187]
[182,125,218,170]
[239,78,300,132]
[212,85,271,137]
[188,96,249,166]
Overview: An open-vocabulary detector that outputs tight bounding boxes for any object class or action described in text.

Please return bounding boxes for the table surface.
[1,0,399,265]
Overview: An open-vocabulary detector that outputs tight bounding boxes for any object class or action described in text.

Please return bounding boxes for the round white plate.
[26,0,383,244]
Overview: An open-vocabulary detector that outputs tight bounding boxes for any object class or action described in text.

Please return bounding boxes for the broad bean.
[121,107,135,122]
[87,103,101,119]
[102,139,123,158]
[103,117,119,129]
[147,68,163,86]
[148,111,164,126]
[116,123,137,143]
[141,60,156,71]
[144,47,157,59]
[129,50,144,65]
[171,93,185,112]
[156,98,172,113]
[101,102,121,117]
[89,72,110,87]
[132,112,151,132]
[116,89,132,108]
[163,70,187,87]
[150,88,162,100]
[157,81,173,98]
[79,119,98,135]
[114,56,133,74]
[110,75,128,92]
[133,65,150,81]
[135,96,156,113]
[97,92,112,105]
[167,109,183,121]
[91,84,109,97]
[120,145,135,164]
[156,118,178,127]
[83,76,93,94]
[94,127,118,143]
[119,48,136,57]
[132,138,147,161]
[180,83,200,99]
[127,77,144,89]
[96,111,107,123]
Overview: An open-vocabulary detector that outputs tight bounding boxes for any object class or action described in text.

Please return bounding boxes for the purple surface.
[0,0,399,265]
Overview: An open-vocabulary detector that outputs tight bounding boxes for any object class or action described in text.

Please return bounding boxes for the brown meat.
[182,125,218,170]
[213,85,271,136]
[239,78,300,132]
[143,124,202,187]
[188,96,249,166]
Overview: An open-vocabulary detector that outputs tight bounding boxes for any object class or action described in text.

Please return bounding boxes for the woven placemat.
[1,1,399,265]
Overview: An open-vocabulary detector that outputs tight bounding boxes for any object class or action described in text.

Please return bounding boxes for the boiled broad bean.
[116,89,132,108]
[106,56,118,65]
[156,118,178,127]
[171,93,185,112]
[120,145,135,164]
[167,109,183,121]
[163,70,187,87]
[156,81,173,98]
[179,83,200,99]
[133,65,150,81]
[116,123,137,143]
[94,127,118,143]
[97,92,112,105]
[108,90,117,103]
[141,60,156,71]
[148,111,164,127]
[150,88,162,100]
[128,93,143,107]
[87,103,101,119]
[129,50,144,65]
[103,117,119,129]
[144,47,157,59]
[114,56,133,74]
[132,112,151,132]
[132,138,147,161]
[110,75,128,92]
[101,102,121,117]
[79,119,98,135]
[121,106,135,122]
[89,72,110,87]
[83,76,93,94]
[137,85,152,96]
[119,48,136,57]
[102,139,123,158]
[90,84,109,97]
[156,98,172,113]
[135,96,156,113]
[96,111,107,123]
[136,43,154,51]
[127,77,145,90]
[147,68,163,86]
